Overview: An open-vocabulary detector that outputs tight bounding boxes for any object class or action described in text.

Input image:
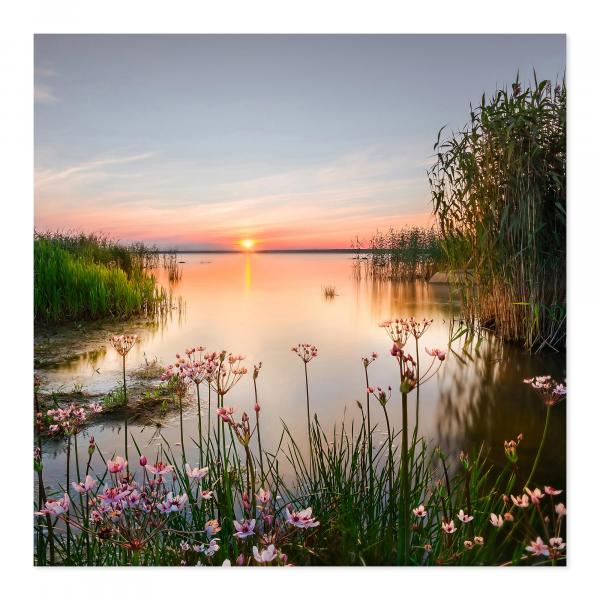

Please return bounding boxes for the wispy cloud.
[34,83,58,104]
[35,152,157,187]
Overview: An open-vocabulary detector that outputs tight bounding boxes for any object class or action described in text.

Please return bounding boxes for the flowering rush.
[35,493,70,517]
[72,474,97,493]
[285,506,320,528]
[233,519,256,539]
[107,456,127,474]
[457,509,474,523]
[145,461,174,477]
[157,492,188,514]
[291,344,318,363]
[253,544,277,564]
[109,334,138,357]
[523,376,566,406]
[441,520,457,534]
[185,464,209,481]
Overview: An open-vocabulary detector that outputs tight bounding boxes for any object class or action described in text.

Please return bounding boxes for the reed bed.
[33,321,566,566]
[34,232,171,322]
[429,76,566,352]
[352,227,444,281]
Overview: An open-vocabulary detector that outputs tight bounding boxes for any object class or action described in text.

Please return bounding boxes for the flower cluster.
[109,334,138,357]
[291,344,318,363]
[524,376,566,406]
[46,403,88,436]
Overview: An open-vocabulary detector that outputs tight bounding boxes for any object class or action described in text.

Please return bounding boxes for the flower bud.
[139,455,148,466]
[254,403,260,413]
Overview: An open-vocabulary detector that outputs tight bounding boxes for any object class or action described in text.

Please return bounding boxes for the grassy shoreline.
[34,232,171,323]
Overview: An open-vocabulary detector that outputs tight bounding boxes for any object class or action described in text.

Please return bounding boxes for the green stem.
[66,435,72,564]
[196,383,203,466]
[525,405,551,489]
[401,391,410,565]
[179,393,186,464]
[253,379,265,486]
[381,403,394,503]
[122,355,129,475]
[304,362,314,479]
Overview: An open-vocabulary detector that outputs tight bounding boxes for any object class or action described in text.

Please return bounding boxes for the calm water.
[36,253,566,492]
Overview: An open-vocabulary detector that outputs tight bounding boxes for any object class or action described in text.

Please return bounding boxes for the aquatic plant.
[322,285,337,300]
[109,334,137,470]
[33,326,566,566]
[429,76,566,351]
[352,226,444,281]
[34,232,170,322]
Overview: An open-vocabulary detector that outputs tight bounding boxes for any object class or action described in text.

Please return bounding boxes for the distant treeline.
[34,232,169,323]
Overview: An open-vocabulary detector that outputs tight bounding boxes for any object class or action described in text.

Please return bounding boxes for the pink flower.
[457,509,474,523]
[233,519,256,539]
[549,537,566,551]
[256,488,271,506]
[285,506,320,528]
[157,492,188,514]
[511,494,530,508]
[291,344,318,363]
[544,485,562,496]
[412,505,427,518]
[71,474,97,493]
[185,464,209,481]
[88,402,103,414]
[35,493,70,517]
[145,462,174,476]
[199,490,215,500]
[205,519,221,537]
[525,537,549,557]
[489,513,504,528]
[441,520,457,534]
[425,347,446,361]
[474,536,484,545]
[555,503,567,518]
[525,487,545,505]
[107,456,127,473]
[216,406,235,423]
[253,544,277,564]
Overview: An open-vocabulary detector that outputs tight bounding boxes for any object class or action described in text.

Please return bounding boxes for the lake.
[35,252,566,492]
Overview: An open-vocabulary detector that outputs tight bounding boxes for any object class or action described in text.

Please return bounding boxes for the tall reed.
[429,76,566,352]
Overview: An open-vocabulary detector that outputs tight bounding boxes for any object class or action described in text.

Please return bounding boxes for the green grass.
[34,232,169,322]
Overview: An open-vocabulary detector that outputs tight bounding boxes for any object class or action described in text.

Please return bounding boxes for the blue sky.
[34,34,565,249]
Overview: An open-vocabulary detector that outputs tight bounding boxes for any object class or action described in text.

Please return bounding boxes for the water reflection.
[35,253,566,492]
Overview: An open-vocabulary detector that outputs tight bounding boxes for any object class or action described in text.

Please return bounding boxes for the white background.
[0,1,596,597]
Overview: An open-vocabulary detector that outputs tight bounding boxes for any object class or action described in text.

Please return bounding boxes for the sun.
[240,238,256,251]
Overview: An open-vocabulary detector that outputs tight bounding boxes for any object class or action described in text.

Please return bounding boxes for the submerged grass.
[34,232,171,323]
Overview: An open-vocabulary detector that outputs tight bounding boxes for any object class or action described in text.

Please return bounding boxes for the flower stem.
[525,405,551,489]
[304,362,314,479]
[401,391,410,565]
[196,383,203,466]
[122,355,129,476]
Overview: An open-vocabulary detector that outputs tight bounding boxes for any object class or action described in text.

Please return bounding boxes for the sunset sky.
[34,34,565,250]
